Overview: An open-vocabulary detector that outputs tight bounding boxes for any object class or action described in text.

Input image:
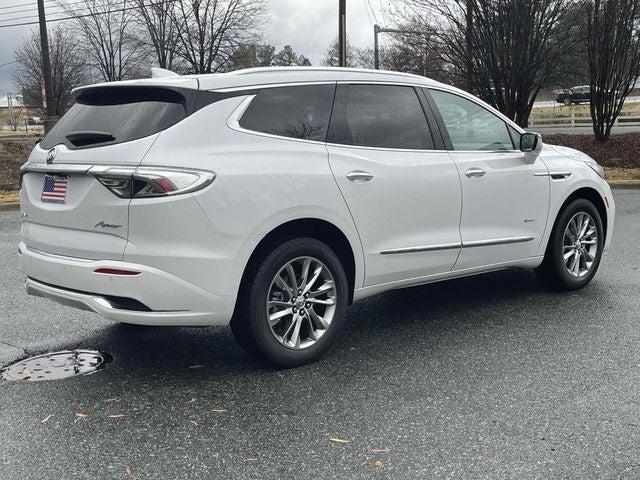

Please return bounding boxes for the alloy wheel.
[562,211,598,278]
[266,256,337,350]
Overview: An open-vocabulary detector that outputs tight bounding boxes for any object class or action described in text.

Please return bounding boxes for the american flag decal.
[41,175,68,203]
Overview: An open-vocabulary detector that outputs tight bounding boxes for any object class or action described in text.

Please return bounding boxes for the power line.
[0,0,91,18]
[0,60,19,68]
[0,1,167,29]
[0,0,71,11]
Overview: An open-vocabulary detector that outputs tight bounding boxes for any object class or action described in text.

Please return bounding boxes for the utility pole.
[465,0,474,93]
[338,0,347,67]
[37,0,56,133]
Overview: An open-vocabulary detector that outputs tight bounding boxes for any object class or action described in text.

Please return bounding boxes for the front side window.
[429,89,514,151]
[239,84,335,142]
[328,84,434,149]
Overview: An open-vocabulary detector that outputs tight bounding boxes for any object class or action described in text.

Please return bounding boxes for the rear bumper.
[19,243,236,326]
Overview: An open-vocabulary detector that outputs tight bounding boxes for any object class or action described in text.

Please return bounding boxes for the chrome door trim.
[462,236,535,248]
[380,236,534,254]
[380,242,462,255]
[534,171,572,179]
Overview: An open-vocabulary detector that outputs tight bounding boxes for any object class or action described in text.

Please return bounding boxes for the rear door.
[426,88,549,270]
[20,86,190,260]
[327,83,462,287]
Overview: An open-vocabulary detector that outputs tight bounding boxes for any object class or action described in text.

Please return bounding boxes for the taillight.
[90,166,215,199]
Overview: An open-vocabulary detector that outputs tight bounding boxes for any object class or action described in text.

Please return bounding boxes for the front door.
[427,88,550,270]
[327,84,462,286]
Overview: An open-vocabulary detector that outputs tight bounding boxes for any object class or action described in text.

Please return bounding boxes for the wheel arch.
[559,187,608,243]
[234,218,358,316]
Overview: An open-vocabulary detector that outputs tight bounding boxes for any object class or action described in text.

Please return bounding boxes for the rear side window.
[328,84,434,150]
[428,89,513,151]
[239,84,335,142]
[40,87,187,150]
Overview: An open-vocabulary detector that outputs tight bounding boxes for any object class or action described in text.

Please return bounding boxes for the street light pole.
[338,0,346,67]
[373,25,419,70]
[37,0,56,133]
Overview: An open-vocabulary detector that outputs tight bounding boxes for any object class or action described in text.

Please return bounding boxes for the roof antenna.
[151,67,179,78]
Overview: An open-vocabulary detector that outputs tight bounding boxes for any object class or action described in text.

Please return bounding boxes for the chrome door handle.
[465,167,486,178]
[346,171,374,183]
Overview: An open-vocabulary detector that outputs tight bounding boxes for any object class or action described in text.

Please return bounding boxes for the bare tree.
[13,25,88,114]
[587,0,640,141]
[406,0,577,126]
[5,97,23,132]
[132,0,179,70]
[61,0,145,81]
[170,0,266,74]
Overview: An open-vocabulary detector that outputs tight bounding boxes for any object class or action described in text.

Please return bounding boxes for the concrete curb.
[0,202,20,212]
[609,182,640,189]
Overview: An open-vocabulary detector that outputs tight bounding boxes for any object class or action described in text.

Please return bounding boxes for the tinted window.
[41,87,187,150]
[429,90,513,151]
[240,85,335,141]
[328,85,433,149]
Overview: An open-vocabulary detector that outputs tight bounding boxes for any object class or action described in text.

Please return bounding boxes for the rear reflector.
[94,268,141,276]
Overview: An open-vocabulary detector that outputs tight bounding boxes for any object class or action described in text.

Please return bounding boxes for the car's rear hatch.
[20,83,196,260]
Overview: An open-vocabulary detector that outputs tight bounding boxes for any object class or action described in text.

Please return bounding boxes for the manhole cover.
[2,350,112,382]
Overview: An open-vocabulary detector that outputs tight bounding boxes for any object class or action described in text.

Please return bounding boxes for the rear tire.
[231,238,349,368]
[536,198,604,291]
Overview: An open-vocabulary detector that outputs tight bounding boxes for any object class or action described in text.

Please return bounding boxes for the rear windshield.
[40,87,188,149]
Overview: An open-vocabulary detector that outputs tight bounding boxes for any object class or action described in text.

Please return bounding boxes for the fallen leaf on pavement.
[75,412,89,419]
[373,460,385,468]
[371,449,390,453]
[41,414,53,424]
[329,437,350,444]
[190,420,200,426]
[107,414,126,419]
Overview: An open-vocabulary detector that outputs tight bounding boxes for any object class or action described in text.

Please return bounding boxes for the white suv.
[19,67,615,367]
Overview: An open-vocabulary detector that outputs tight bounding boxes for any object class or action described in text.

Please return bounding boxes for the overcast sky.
[0,0,392,95]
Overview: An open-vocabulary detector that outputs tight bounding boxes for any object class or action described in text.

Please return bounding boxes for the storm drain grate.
[2,350,112,382]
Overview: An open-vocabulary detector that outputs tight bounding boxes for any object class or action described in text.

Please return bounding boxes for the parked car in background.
[26,116,44,126]
[19,67,615,367]
[555,85,591,105]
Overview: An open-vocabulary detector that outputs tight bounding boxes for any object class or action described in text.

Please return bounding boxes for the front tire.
[231,238,349,368]
[536,198,604,291]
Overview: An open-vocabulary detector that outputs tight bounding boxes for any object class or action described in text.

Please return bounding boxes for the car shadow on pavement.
[80,267,609,381]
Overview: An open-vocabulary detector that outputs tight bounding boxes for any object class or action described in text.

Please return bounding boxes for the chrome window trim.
[380,236,534,254]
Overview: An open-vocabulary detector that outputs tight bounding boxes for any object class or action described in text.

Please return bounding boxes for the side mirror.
[520,132,539,152]
[521,131,542,164]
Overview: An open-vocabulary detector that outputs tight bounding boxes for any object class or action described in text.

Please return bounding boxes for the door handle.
[346,171,374,183]
[465,167,486,178]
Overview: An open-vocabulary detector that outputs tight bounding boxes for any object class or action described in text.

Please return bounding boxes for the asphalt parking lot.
[1,188,639,479]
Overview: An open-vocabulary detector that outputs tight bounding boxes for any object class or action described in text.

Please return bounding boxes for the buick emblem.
[45,148,57,164]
